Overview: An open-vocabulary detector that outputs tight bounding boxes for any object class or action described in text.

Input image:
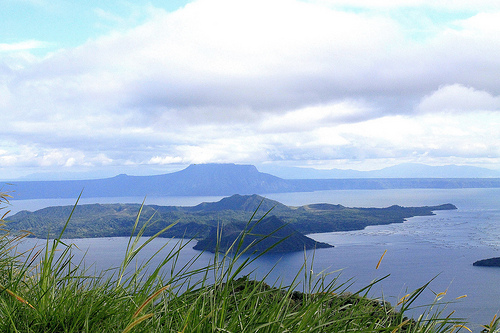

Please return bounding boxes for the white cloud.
[148,155,184,165]
[0,84,11,108]
[10,0,403,117]
[0,40,48,52]
[9,0,500,123]
[1,0,500,175]
[335,112,500,161]
[312,0,500,10]
[259,101,373,132]
[457,12,500,35]
[417,84,500,113]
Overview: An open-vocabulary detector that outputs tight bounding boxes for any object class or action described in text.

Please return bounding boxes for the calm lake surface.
[10,188,500,331]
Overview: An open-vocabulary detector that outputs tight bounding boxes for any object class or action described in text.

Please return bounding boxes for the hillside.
[0,190,467,332]
[193,215,333,253]
[187,194,289,212]
[5,194,457,253]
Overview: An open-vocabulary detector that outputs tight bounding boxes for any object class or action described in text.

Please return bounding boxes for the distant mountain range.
[257,163,500,179]
[3,163,500,200]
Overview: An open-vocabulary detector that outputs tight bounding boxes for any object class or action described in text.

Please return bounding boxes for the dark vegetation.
[193,215,333,253]
[473,257,500,267]
[5,194,456,253]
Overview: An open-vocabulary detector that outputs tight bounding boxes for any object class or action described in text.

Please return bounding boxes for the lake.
[9,188,500,331]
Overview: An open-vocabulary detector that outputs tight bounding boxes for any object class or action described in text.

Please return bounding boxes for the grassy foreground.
[0,192,495,333]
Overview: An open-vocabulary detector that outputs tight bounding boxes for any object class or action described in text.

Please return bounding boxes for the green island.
[3,192,495,332]
[6,194,456,253]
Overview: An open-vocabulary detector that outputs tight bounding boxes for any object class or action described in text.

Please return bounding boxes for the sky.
[1,0,500,180]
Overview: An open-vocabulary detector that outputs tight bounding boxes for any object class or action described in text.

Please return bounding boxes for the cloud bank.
[1,0,499,178]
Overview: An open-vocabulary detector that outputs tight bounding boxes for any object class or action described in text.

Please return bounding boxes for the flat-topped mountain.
[7,164,293,199]
[155,164,293,196]
[5,163,500,200]
[6,194,457,253]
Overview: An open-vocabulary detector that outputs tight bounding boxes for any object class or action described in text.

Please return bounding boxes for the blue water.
[10,188,500,331]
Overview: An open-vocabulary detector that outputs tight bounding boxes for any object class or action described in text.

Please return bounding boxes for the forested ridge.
[6,194,457,243]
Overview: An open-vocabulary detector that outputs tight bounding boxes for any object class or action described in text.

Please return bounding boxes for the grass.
[0,191,485,332]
